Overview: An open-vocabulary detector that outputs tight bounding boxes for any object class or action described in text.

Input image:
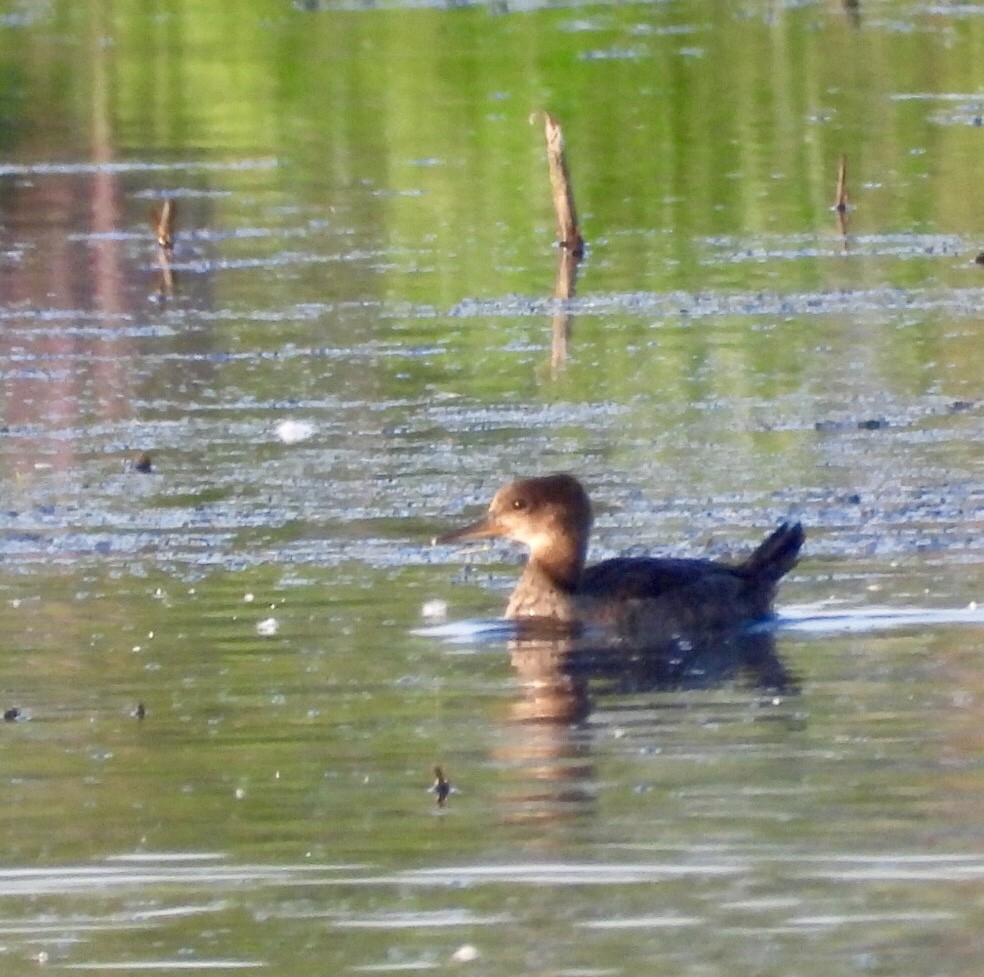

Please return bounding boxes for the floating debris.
[815,418,889,432]
[420,599,448,621]
[130,451,154,474]
[256,617,280,636]
[275,419,316,444]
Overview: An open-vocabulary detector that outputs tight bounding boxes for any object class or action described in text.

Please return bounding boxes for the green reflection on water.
[7,0,984,300]
[4,0,984,427]
[0,565,505,863]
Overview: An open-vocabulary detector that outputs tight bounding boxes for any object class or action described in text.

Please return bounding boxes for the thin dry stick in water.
[834,155,848,213]
[149,200,178,300]
[533,112,585,257]
[152,199,177,252]
[834,154,849,239]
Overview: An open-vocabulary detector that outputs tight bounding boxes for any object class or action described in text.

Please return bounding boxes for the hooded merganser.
[438,474,804,633]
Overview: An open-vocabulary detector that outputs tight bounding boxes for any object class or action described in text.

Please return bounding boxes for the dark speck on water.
[130,451,154,473]
[815,418,889,432]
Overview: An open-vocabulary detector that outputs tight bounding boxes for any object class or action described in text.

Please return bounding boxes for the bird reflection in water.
[508,621,796,724]
[493,621,798,827]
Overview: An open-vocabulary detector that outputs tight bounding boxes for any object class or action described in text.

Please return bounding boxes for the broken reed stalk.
[833,154,849,241]
[834,155,848,213]
[152,199,177,252]
[150,200,178,300]
[536,112,585,257]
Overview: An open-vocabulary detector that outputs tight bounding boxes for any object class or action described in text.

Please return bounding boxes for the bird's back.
[579,556,742,598]
[576,522,804,628]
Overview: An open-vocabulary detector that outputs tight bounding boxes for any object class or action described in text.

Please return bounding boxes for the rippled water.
[4,0,984,974]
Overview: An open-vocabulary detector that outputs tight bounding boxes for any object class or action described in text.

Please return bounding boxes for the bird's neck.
[528,532,586,592]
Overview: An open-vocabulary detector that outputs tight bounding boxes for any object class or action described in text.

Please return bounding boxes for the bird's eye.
[512,497,527,511]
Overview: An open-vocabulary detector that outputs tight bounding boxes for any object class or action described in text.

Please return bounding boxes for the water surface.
[3,0,984,974]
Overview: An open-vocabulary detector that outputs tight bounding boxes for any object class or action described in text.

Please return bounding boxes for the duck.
[437,473,804,634]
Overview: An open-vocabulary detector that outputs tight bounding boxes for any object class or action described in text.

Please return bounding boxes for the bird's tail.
[741,522,805,583]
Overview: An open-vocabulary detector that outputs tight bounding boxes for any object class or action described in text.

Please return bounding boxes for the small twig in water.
[531,111,585,257]
[152,199,177,252]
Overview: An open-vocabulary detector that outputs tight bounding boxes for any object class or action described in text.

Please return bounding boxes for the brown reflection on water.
[495,635,597,827]
[508,626,795,724]
[549,246,580,375]
[0,152,129,477]
[494,625,796,826]
[0,7,142,476]
[89,1,125,329]
[153,246,178,303]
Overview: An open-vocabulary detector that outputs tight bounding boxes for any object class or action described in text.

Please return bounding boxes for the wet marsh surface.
[4,0,984,974]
